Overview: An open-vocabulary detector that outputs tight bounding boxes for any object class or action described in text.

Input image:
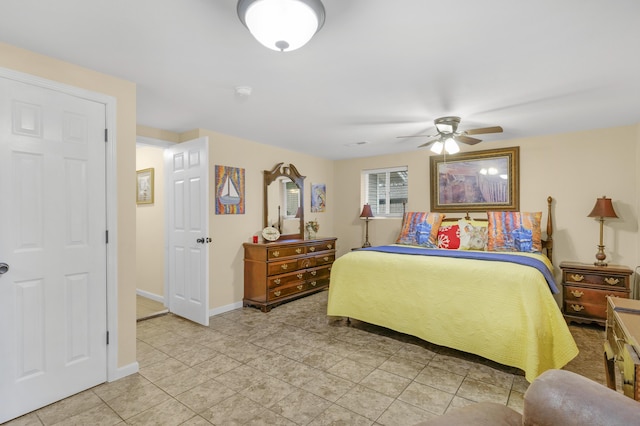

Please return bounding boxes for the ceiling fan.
[398,116,503,154]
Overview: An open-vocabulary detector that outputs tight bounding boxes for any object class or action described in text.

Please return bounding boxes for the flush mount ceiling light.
[237,0,325,52]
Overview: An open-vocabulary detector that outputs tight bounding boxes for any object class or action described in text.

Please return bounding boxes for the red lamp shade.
[587,196,618,219]
[360,204,374,218]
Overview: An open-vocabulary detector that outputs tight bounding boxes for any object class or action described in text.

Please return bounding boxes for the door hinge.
[105,230,109,244]
[104,128,108,142]
[106,331,110,345]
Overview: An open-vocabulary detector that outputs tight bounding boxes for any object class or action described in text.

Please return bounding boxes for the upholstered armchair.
[415,369,640,426]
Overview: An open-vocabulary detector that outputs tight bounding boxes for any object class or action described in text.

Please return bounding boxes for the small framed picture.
[136,168,154,205]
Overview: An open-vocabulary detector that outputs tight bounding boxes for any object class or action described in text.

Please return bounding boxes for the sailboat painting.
[215,165,245,214]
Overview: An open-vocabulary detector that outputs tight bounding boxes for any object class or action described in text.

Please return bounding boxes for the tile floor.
[136,295,169,321]
[8,291,606,426]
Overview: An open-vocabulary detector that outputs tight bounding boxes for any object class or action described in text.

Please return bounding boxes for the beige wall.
[136,145,166,298]
[0,42,138,367]
[335,125,640,299]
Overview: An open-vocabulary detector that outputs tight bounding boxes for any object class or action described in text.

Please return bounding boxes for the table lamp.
[360,204,374,247]
[587,196,618,266]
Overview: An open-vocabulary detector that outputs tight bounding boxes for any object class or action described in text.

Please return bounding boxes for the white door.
[0,77,107,422]
[165,137,210,326]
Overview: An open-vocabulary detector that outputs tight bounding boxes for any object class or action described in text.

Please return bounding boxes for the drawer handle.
[297,285,303,290]
[604,277,620,285]
[327,244,333,249]
[570,274,584,282]
[324,257,329,261]
[311,281,317,286]
[274,291,281,297]
[296,248,302,254]
[570,290,584,298]
[281,264,288,270]
[570,304,585,312]
[272,251,280,257]
[310,247,316,252]
[310,271,317,276]
[297,273,303,279]
[274,278,281,285]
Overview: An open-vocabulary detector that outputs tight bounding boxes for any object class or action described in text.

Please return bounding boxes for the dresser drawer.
[563,270,628,289]
[268,259,300,275]
[307,241,335,254]
[564,300,606,320]
[308,265,332,280]
[313,253,335,266]
[268,245,306,260]
[269,281,315,300]
[563,285,629,304]
[268,271,306,289]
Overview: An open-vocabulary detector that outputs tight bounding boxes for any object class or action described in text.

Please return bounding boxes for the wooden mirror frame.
[264,163,305,240]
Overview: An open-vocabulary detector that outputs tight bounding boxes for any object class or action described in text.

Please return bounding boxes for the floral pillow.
[458,219,488,250]
[437,224,460,249]
[396,212,445,248]
[487,211,542,253]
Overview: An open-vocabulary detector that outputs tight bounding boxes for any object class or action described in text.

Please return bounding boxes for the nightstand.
[560,261,632,326]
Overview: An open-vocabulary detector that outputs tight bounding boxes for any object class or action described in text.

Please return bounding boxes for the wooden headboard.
[434,196,555,264]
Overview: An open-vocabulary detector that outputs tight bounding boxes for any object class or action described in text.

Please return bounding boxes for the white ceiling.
[1,0,639,160]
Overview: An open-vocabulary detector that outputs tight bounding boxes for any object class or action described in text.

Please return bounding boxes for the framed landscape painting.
[430,146,519,213]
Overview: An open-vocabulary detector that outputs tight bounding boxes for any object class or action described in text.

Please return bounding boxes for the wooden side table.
[604,296,640,400]
[560,261,632,326]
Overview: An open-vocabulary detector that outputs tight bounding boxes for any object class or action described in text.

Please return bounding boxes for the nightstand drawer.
[564,300,606,320]
[563,285,629,304]
[563,271,628,289]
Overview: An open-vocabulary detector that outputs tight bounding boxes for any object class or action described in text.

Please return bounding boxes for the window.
[361,166,408,217]
[283,180,300,217]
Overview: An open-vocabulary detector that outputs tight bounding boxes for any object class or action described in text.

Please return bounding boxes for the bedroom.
[1,0,640,422]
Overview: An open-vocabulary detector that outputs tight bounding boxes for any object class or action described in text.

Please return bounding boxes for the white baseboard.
[108,361,139,382]
[209,301,243,317]
[136,289,164,304]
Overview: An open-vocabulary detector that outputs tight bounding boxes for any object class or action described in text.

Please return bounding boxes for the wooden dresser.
[604,296,640,400]
[243,237,337,312]
[560,261,632,326]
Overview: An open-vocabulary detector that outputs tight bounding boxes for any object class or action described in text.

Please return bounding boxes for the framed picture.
[430,146,519,213]
[215,165,245,215]
[311,183,326,212]
[136,168,154,205]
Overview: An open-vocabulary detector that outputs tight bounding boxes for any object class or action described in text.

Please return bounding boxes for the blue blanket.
[361,245,559,293]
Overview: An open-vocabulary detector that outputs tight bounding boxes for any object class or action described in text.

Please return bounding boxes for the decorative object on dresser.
[243,237,336,312]
[560,261,632,326]
[359,203,374,247]
[604,296,640,400]
[587,195,618,266]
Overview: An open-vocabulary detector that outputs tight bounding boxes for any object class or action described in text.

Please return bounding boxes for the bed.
[327,197,578,382]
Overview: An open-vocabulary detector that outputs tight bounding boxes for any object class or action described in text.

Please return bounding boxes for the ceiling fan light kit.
[237,0,325,52]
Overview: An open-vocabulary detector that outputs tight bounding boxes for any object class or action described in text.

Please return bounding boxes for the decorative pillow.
[487,211,542,253]
[437,224,460,249]
[396,212,445,248]
[458,219,488,250]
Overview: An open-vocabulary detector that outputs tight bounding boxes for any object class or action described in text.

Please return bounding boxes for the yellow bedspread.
[326,249,578,382]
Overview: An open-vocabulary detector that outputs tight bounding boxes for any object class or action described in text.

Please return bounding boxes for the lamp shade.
[360,204,374,218]
[237,0,325,52]
[587,196,618,219]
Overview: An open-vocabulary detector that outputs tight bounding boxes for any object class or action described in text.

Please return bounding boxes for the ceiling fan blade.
[396,134,437,139]
[465,126,503,135]
[456,135,482,145]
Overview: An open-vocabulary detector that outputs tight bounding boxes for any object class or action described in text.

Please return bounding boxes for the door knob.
[196,238,205,244]
[0,263,9,275]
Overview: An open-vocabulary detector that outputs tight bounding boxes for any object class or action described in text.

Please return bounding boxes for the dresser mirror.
[264,163,305,240]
